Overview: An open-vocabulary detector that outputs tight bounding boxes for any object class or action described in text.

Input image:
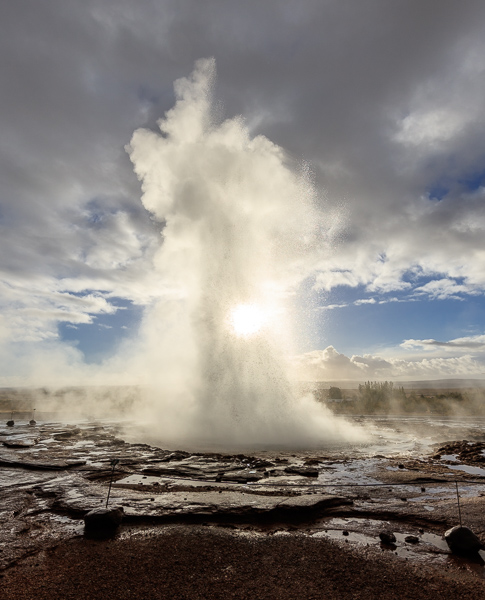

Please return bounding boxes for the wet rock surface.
[433,441,485,464]
[1,415,485,592]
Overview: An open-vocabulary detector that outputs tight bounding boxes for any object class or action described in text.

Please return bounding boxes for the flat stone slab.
[0,458,86,470]
[117,491,352,521]
[2,437,38,448]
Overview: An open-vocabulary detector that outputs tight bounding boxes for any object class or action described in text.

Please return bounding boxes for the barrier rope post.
[106,459,119,508]
[455,479,462,526]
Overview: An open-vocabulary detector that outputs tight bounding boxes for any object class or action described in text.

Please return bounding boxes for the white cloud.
[293,345,485,382]
[355,298,376,306]
[413,278,479,300]
[401,334,485,353]
[394,109,466,147]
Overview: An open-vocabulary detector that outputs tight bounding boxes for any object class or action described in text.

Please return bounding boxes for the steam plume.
[127,58,366,447]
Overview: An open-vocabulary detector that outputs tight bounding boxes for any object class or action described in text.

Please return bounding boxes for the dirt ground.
[2,525,485,600]
[2,415,485,599]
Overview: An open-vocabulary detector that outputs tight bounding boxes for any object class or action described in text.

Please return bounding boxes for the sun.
[229,303,266,337]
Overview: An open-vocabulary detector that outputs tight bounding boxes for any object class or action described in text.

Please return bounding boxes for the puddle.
[310,516,485,577]
[316,459,382,487]
[312,528,375,546]
[116,474,166,487]
[447,464,485,477]
[441,454,459,462]
[48,514,85,535]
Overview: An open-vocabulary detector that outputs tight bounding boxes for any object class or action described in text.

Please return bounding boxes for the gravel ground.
[2,526,485,600]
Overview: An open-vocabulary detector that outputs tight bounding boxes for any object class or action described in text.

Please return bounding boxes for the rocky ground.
[1,416,485,599]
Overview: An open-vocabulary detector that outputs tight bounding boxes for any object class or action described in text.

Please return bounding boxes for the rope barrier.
[118,473,485,488]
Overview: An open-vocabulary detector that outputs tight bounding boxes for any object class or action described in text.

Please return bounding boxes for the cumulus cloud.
[293,345,485,382]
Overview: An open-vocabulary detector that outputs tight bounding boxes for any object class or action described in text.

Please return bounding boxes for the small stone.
[379,531,396,544]
[405,535,419,544]
[342,530,349,536]
[444,526,484,555]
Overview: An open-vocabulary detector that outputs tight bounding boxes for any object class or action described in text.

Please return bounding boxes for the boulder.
[84,506,124,536]
[444,526,483,555]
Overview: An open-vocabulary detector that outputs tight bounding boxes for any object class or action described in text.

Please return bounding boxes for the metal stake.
[455,479,462,526]
[105,459,119,508]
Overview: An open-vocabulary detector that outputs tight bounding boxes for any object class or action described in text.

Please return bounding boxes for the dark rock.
[6,420,14,427]
[342,530,349,536]
[53,428,81,439]
[0,458,81,470]
[284,466,319,478]
[304,458,321,466]
[160,451,190,462]
[405,535,419,544]
[252,458,275,468]
[379,531,396,544]
[84,506,124,536]
[444,525,484,555]
[220,470,263,483]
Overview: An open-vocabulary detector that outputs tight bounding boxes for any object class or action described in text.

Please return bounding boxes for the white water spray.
[128,58,366,447]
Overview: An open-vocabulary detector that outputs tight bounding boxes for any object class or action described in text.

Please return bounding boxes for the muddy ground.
[1,416,485,598]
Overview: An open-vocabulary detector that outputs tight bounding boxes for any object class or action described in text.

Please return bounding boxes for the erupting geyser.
[128,58,366,448]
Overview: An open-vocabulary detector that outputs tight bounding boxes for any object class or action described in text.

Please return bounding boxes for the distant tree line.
[317,382,485,415]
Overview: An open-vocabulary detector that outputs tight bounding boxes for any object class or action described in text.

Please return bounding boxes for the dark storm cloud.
[2,0,485,380]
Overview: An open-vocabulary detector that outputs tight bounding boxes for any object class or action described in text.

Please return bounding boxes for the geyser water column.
[128,58,366,447]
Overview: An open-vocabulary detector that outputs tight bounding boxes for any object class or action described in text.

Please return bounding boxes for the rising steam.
[127,58,366,447]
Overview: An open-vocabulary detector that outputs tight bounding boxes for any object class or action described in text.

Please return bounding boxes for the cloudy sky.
[2,0,485,385]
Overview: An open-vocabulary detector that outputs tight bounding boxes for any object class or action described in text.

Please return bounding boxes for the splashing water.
[127,58,366,448]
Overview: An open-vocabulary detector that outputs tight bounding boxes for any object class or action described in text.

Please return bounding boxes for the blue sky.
[58,299,143,364]
[2,1,485,385]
